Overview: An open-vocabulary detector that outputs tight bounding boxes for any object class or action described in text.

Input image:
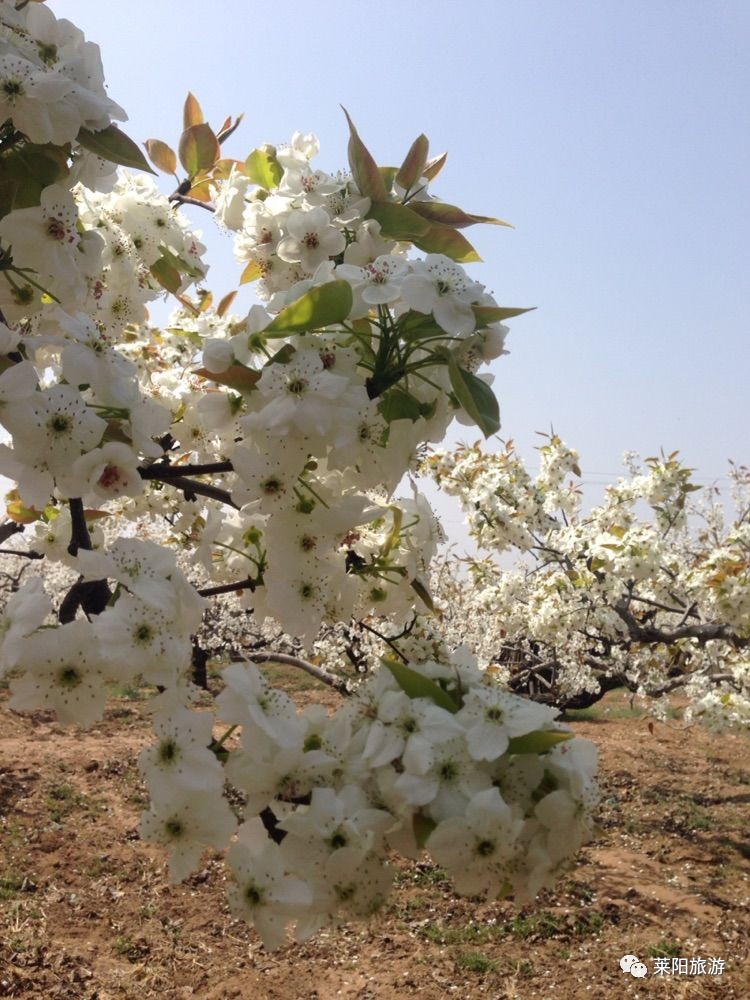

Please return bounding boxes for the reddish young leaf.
[178,124,220,178]
[183,92,204,129]
[395,134,429,192]
[411,201,512,229]
[423,151,447,181]
[341,107,387,201]
[144,139,177,175]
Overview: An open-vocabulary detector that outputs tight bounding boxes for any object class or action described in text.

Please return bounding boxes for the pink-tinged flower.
[69,442,143,502]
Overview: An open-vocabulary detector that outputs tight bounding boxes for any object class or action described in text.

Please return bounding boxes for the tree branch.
[59,498,111,623]
[139,461,234,480]
[0,520,24,545]
[244,652,350,695]
[158,475,239,509]
[198,577,256,597]
[614,598,749,649]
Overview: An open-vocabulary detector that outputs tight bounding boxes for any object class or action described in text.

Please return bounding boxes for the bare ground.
[1,682,748,999]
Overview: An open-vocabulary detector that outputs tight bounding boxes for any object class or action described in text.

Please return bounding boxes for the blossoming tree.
[0,1,597,948]
[426,437,750,727]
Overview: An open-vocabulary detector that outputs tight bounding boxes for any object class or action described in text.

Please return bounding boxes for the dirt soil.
[1,683,748,1000]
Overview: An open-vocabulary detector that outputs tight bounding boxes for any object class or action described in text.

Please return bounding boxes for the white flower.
[69,442,143,502]
[242,349,366,442]
[425,787,524,896]
[1,383,106,476]
[400,254,483,336]
[216,662,301,747]
[336,254,408,317]
[139,786,237,884]
[227,819,313,950]
[139,705,224,799]
[9,619,109,728]
[0,577,52,676]
[457,686,558,761]
[276,207,346,270]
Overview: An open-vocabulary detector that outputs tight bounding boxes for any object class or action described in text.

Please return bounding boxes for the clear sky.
[17,2,750,537]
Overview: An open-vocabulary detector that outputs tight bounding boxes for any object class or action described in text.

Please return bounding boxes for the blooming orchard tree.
[0,2,598,949]
[426,437,750,728]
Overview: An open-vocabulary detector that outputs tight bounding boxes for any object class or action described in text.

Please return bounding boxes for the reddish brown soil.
[1,686,748,999]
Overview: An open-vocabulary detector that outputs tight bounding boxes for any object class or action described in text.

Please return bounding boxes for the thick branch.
[59,498,111,622]
[67,497,93,557]
[642,671,737,697]
[0,520,24,545]
[139,461,234,480]
[614,598,749,650]
[158,475,239,510]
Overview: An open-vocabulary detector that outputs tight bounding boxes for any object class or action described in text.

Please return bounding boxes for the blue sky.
[38,2,750,534]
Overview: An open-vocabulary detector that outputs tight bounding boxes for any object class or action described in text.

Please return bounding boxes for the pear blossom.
[276,206,346,270]
[400,253,484,336]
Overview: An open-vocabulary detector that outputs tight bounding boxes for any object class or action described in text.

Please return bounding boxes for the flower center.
[98,464,122,489]
[58,665,82,689]
[244,884,264,907]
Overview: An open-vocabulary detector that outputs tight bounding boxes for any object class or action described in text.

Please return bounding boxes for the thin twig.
[198,577,256,597]
[244,652,350,694]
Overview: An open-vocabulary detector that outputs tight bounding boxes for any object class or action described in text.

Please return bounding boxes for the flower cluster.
[0,1,125,145]
[136,646,597,949]
[426,438,750,727]
[0,1,599,949]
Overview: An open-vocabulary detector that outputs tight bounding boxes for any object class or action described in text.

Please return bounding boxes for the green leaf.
[447,355,500,437]
[150,256,181,294]
[263,281,353,336]
[240,260,263,284]
[413,224,481,263]
[144,138,177,175]
[193,364,261,391]
[411,201,512,229]
[413,813,436,848]
[342,107,387,201]
[178,123,220,178]
[507,730,574,755]
[0,142,70,216]
[472,305,535,325]
[410,577,435,613]
[77,124,155,173]
[245,146,283,190]
[381,657,460,714]
[378,165,397,194]
[366,200,430,241]
[378,388,422,423]
[157,244,204,279]
[6,497,42,524]
[395,133,429,191]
